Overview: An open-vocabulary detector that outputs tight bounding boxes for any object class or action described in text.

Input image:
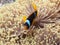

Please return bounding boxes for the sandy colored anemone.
[0,0,60,45]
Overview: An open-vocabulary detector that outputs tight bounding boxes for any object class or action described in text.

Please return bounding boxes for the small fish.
[22,2,38,30]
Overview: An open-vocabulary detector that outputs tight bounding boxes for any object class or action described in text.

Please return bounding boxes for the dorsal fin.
[22,15,27,22]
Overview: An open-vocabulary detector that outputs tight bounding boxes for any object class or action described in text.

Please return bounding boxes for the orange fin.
[32,2,38,16]
[32,2,37,11]
[22,15,27,22]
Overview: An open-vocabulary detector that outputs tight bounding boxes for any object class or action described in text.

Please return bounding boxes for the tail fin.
[32,2,38,16]
[32,2,37,11]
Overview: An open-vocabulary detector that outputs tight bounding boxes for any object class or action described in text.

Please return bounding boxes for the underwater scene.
[0,0,60,45]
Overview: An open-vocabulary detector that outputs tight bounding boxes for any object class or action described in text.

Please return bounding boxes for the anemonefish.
[22,2,38,30]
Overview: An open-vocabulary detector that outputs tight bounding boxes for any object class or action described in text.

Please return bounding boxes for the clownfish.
[22,3,38,30]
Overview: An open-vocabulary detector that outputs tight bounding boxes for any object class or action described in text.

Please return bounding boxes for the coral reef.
[0,0,60,45]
